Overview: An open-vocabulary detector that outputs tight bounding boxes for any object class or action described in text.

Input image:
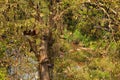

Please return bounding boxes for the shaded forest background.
[0,0,120,80]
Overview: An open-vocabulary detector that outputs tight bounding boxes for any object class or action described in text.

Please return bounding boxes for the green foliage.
[0,0,120,80]
[0,68,7,80]
[0,41,7,60]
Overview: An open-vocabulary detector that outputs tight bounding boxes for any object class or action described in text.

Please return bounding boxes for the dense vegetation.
[0,0,120,80]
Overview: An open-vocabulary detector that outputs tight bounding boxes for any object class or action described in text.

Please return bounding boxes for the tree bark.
[38,39,50,80]
[27,36,50,80]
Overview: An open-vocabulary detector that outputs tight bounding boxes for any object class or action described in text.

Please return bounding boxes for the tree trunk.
[27,36,50,80]
[38,38,50,80]
[39,63,50,80]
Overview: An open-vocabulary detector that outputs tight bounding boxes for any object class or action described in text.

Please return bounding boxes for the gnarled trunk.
[38,39,50,80]
[27,36,50,80]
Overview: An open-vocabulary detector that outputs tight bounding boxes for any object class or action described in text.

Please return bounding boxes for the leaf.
[36,38,41,45]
